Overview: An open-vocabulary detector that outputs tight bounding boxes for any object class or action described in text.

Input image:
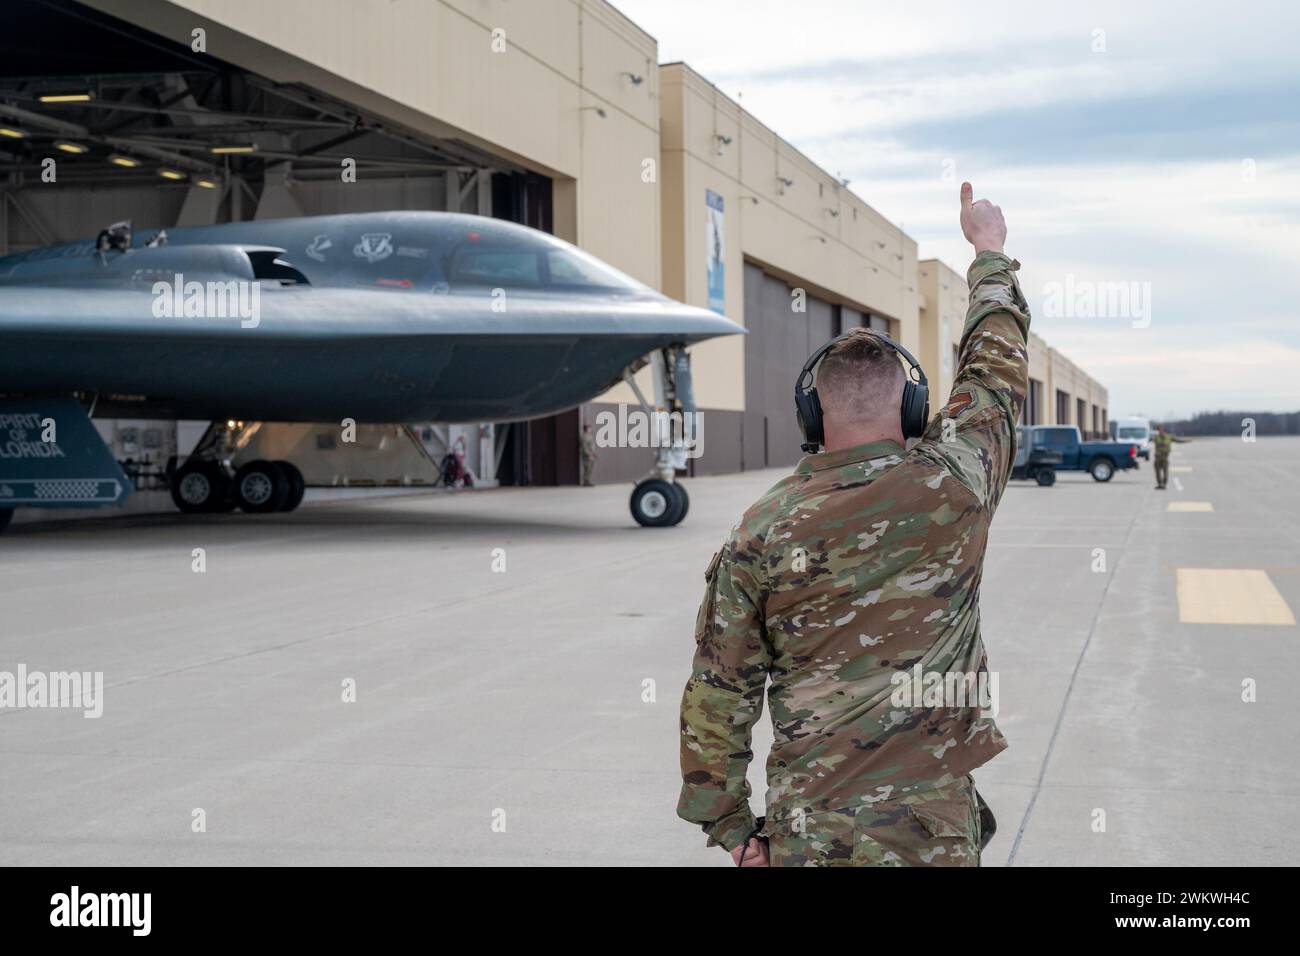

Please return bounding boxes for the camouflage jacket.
[1152,432,1189,460]
[678,251,1032,850]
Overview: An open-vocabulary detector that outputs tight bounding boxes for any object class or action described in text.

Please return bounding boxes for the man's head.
[815,329,907,450]
[1156,425,1166,435]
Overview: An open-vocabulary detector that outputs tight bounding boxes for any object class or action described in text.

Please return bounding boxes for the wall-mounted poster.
[705,189,725,315]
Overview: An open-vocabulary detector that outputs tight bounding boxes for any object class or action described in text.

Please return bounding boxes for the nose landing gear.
[623,344,697,528]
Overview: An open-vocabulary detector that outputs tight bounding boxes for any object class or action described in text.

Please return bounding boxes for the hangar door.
[742,262,890,470]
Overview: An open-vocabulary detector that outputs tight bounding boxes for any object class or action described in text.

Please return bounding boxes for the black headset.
[794,329,930,453]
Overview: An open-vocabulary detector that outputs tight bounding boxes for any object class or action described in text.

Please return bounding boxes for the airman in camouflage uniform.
[678,184,1029,866]
[580,423,598,487]
[1152,426,1190,489]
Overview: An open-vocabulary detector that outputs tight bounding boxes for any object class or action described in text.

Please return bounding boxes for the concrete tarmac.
[1,436,1295,865]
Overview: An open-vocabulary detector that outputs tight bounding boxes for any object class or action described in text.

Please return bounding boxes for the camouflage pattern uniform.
[678,251,1031,866]
[580,429,597,487]
[1151,431,1189,489]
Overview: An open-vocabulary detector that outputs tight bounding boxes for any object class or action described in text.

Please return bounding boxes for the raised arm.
[920,182,1032,513]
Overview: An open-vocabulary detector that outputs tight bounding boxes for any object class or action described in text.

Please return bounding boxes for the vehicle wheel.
[1035,468,1057,487]
[630,479,682,527]
[1089,457,1115,482]
[276,461,306,512]
[669,482,690,525]
[0,508,13,534]
[233,459,289,513]
[170,461,230,513]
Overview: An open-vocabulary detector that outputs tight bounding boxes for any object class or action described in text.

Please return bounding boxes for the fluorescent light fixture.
[158,168,187,181]
[195,178,220,189]
[39,91,93,103]
[0,127,25,139]
[54,141,88,154]
[108,154,141,168]
[210,144,256,154]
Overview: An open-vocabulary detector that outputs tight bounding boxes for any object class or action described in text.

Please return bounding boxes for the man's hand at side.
[960,181,1007,255]
[729,837,770,867]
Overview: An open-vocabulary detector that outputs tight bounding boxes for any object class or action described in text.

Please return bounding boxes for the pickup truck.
[1017,425,1139,482]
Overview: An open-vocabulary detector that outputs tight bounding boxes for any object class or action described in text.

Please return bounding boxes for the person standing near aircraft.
[1151,424,1191,490]
[677,183,1028,866]
[580,423,598,487]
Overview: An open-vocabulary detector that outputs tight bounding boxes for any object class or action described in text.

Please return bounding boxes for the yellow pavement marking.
[1177,569,1296,625]
[1172,466,1193,473]
[1167,501,1213,512]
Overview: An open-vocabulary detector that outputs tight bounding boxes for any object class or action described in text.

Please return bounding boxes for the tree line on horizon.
[1153,410,1300,436]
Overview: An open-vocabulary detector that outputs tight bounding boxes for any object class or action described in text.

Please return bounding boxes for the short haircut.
[816,329,906,426]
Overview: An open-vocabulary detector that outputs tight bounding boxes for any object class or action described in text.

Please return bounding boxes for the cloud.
[614,0,1300,416]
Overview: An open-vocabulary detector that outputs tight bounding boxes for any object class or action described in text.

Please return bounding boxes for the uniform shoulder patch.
[947,388,976,417]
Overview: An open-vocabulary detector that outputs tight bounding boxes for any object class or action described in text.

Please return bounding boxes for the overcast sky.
[613,0,1300,418]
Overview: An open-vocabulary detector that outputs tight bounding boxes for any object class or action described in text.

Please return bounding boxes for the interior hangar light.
[39,91,93,103]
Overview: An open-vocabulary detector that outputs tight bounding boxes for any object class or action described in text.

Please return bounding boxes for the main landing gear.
[170,422,306,516]
[170,458,306,514]
[624,344,696,528]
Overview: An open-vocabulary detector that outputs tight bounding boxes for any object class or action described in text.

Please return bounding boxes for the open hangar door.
[0,0,556,500]
[742,260,895,471]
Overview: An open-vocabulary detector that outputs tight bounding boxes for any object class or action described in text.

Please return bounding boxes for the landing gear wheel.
[1035,467,1057,487]
[0,508,13,534]
[234,459,289,513]
[630,479,683,527]
[1089,458,1115,482]
[669,482,690,524]
[170,461,230,513]
[275,461,306,512]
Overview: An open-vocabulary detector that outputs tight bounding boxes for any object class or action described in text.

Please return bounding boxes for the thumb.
[960,181,973,210]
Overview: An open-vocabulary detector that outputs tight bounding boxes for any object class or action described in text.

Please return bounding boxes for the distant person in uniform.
[1152,425,1191,490]
[580,423,597,487]
[677,183,1028,867]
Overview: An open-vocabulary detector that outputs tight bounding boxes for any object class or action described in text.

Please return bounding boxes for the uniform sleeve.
[920,251,1032,513]
[677,529,772,851]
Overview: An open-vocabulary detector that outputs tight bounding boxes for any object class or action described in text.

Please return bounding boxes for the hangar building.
[0,0,1108,506]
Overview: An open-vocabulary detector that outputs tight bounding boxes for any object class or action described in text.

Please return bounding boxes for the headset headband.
[796,330,927,390]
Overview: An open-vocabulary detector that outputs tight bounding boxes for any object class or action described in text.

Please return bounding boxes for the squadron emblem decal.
[353,232,394,263]
[305,234,332,262]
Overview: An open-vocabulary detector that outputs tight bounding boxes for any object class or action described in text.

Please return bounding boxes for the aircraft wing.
[0,282,742,422]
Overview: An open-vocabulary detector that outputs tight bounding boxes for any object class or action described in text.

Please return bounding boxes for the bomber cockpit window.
[448,246,542,287]
[444,234,645,293]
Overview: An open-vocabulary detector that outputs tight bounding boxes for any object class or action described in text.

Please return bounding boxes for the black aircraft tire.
[0,508,13,534]
[669,482,690,525]
[171,461,229,514]
[631,479,682,528]
[276,461,306,512]
[1035,468,1057,487]
[234,460,290,513]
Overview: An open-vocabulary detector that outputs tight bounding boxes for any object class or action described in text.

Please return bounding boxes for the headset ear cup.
[901,382,929,439]
[796,387,824,449]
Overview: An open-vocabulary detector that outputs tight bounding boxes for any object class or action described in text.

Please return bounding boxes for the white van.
[1112,416,1152,459]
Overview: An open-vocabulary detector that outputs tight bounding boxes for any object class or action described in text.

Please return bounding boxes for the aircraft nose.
[659,302,746,342]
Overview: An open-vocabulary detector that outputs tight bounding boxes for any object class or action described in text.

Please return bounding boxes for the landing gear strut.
[625,344,697,528]
[168,423,307,516]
